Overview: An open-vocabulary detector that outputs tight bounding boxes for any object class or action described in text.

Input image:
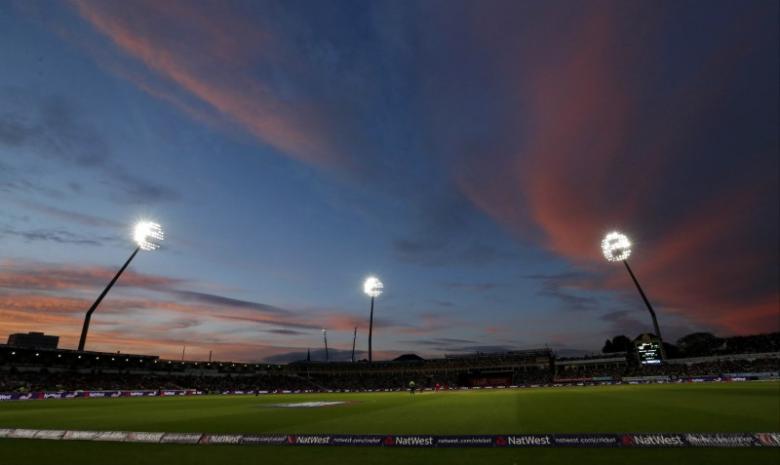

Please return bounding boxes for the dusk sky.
[0,0,777,362]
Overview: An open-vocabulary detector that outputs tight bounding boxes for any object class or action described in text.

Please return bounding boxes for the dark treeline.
[602,332,780,358]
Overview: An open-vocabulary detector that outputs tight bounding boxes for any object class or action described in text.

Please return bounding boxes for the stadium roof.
[392,354,425,362]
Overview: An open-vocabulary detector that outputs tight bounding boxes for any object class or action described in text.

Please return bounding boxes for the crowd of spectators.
[2,355,776,393]
[301,350,552,372]
[0,370,313,393]
[631,358,779,377]
[0,369,541,393]
[1,344,777,393]
[554,356,779,381]
[554,364,626,380]
[0,371,184,392]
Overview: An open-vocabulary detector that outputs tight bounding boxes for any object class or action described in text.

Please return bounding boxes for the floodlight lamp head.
[601,231,632,262]
[363,276,384,298]
[134,221,164,251]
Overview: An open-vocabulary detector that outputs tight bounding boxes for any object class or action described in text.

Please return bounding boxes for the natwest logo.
[630,435,684,447]
[201,434,242,444]
[294,435,330,445]
[507,435,552,446]
[394,436,434,447]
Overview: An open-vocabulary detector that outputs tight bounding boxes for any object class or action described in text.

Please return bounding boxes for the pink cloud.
[454,5,778,335]
[70,0,352,170]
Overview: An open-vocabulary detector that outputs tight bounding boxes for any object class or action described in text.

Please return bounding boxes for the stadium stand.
[1,341,778,394]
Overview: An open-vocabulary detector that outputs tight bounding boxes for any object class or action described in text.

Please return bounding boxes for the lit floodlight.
[601,231,631,262]
[364,276,383,363]
[363,276,384,298]
[79,218,167,351]
[598,229,665,360]
[134,221,164,251]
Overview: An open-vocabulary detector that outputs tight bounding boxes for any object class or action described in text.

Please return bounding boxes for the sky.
[0,0,777,362]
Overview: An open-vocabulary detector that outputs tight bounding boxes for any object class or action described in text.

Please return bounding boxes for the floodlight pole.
[351,327,357,362]
[622,259,665,358]
[323,330,329,361]
[368,296,375,363]
[77,246,140,352]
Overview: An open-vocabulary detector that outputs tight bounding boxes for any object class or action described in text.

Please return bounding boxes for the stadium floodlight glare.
[601,231,665,359]
[602,231,632,262]
[363,276,383,363]
[363,276,384,298]
[134,221,164,251]
[77,220,165,351]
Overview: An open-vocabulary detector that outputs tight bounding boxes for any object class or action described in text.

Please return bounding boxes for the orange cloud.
[454,4,778,335]
[0,291,310,360]
[69,0,351,170]
[0,261,182,291]
[0,261,431,360]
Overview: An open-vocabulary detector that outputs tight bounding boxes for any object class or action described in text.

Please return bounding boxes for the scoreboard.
[636,340,662,365]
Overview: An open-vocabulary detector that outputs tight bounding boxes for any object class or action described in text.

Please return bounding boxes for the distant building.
[7,332,59,349]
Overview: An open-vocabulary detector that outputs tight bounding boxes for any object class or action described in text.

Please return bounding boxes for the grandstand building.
[6,332,59,350]
[291,349,553,388]
[554,354,628,382]
[0,334,778,395]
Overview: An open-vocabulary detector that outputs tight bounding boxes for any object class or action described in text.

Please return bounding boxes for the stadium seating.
[1,343,778,393]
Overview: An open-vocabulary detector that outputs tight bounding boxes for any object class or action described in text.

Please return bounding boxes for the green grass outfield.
[1,382,778,464]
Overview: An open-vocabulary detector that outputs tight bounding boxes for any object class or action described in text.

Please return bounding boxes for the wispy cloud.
[397,312,463,335]
[442,282,502,292]
[12,199,125,228]
[0,261,183,291]
[0,260,430,359]
[171,290,292,315]
[70,0,355,170]
[524,272,602,312]
[445,3,778,334]
[0,226,118,247]
[265,328,308,336]
[0,87,178,204]
[392,192,518,267]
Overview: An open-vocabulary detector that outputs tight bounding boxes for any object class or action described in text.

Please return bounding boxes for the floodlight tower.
[322,329,329,361]
[363,276,384,363]
[351,327,357,362]
[601,231,665,356]
[77,221,164,351]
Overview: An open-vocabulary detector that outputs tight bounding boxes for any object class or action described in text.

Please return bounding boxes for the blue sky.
[0,0,777,362]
